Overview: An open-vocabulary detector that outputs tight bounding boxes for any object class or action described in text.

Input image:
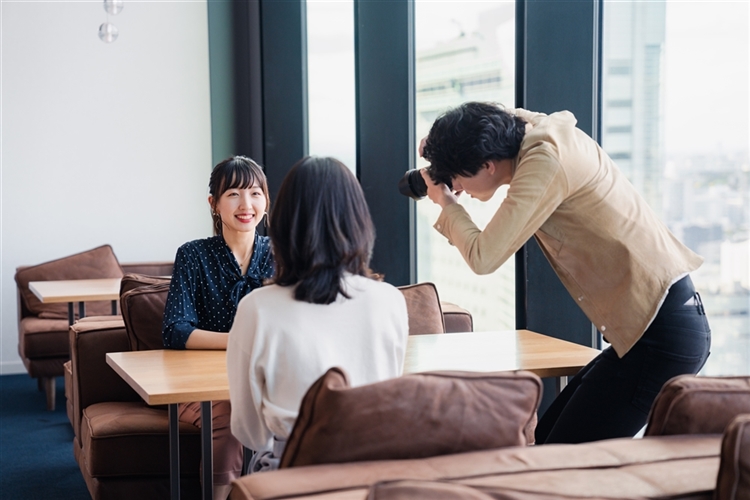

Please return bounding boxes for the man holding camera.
[418,101,711,444]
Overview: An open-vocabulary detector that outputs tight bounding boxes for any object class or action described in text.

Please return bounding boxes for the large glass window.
[415,2,516,331]
[306,0,356,172]
[602,1,749,374]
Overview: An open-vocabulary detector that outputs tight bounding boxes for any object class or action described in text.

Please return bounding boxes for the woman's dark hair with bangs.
[269,156,377,304]
[422,101,526,184]
[209,156,269,236]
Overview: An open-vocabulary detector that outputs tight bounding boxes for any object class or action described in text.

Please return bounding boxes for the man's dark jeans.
[536,275,711,444]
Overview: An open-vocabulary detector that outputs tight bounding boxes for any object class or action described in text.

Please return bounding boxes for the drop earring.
[212,211,222,234]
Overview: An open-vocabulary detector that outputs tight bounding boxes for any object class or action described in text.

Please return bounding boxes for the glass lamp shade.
[98,22,119,43]
[103,0,124,15]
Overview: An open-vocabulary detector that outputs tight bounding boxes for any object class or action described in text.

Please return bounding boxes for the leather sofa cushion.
[367,480,660,500]
[15,245,123,319]
[120,275,171,351]
[368,480,495,500]
[397,282,445,335]
[18,317,69,358]
[715,414,750,500]
[646,375,750,436]
[280,368,542,468]
[81,401,201,477]
[232,435,720,500]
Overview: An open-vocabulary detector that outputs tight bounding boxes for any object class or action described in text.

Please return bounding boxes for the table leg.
[169,404,180,500]
[111,299,118,315]
[67,303,74,326]
[556,376,568,396]
[201,401,214,500]
[78,301,86,320]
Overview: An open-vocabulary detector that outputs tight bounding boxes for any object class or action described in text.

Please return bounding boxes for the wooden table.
[405,330,600,391]
[107,350,227,500]
[28,278,121,325]
[106,330,600,500]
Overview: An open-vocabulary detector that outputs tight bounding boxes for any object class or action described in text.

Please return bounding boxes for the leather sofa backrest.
[232,434,720,500]
[120,274,171,351]
[280,367,542,468]
[120,262,173,278]
[15,245,123,319]
[397,282,445,335]
[645,375,750,436]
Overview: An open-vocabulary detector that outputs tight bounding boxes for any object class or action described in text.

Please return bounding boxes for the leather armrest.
[69,317,141,439]
[441,302,473,333]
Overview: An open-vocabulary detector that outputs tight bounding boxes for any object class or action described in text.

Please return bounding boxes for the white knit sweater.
[227,274,409,453]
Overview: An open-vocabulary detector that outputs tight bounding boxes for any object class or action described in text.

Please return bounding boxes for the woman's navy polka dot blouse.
[162,232,274,349]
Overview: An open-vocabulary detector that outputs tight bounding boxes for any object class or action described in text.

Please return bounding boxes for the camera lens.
[398,169,428,200]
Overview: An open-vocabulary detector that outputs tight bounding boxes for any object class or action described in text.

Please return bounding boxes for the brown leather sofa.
[230,375,750,500]
[67,275,473,499]
[14,244,173,411]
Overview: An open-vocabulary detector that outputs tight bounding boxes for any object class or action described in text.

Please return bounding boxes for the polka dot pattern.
[162,233,274,349]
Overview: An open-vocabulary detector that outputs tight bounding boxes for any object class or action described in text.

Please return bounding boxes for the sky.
[663,1,749,155]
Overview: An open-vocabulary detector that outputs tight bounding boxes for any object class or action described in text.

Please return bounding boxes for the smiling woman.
[161,156,275,500]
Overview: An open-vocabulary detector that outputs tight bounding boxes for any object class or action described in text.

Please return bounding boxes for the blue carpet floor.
[0,374,90,499]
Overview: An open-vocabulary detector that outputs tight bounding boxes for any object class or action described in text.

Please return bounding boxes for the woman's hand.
[420,169,458,209]
[185,329,229,350]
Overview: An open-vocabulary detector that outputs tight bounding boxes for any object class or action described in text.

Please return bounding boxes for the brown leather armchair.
[14,244,173,410]
[70,273,201,500]
[397,282,473,335]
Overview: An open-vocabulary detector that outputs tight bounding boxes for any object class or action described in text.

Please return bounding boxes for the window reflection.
[306,0,356,172]
[415,2,516,331]
[602,1,749,375]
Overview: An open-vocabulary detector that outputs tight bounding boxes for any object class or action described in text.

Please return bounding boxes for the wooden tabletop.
[404,330,599,378]
[107,330,600,406]
[107,350,230,405]
[28,278,121,303]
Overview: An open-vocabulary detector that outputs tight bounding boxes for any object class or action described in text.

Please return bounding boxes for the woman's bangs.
[222,165,257,192]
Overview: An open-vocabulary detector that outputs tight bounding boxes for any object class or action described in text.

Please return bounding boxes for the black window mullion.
[354,0,416,286]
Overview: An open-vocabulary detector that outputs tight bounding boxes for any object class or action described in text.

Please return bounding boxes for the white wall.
[1,0,213,373]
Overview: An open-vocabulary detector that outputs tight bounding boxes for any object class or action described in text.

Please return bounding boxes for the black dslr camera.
[398,168,452,200]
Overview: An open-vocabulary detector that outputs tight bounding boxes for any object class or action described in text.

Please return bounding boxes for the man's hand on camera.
[420,168,459,209]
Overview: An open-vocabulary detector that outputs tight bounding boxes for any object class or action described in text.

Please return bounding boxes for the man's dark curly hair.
[422,102,527,184]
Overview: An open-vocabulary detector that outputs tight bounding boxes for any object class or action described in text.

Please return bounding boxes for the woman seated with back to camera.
[227,156,409,472]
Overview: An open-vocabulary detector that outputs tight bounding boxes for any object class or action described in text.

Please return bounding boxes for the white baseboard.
[0,360,26,375]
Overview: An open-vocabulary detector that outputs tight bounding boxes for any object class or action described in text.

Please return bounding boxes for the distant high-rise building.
[602,1,666,217]
[415,6,516,331]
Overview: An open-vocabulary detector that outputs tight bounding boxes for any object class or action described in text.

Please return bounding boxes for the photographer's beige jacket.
[434,108,702,357]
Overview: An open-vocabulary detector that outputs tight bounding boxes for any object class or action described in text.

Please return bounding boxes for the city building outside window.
[415,2,516,331]
[306,0,356,173]
[602,0,749,375]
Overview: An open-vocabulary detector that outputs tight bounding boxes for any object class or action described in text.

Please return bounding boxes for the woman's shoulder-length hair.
[268,156,378,304]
